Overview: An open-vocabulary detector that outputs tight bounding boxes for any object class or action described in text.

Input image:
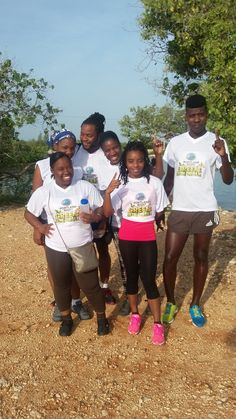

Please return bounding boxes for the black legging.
[118,240,160,299]
[45,246,105,313]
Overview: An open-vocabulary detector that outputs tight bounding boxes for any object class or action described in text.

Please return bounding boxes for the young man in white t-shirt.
[162,94,234,327]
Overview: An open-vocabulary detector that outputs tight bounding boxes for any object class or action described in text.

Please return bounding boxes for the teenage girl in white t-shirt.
[104,141,169,346]
[25,152,110,337]
[100,131,166,317]
[32,130,90,322]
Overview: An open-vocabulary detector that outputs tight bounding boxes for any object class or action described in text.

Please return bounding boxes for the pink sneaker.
[128,314,141,335]
[152,323,165,345]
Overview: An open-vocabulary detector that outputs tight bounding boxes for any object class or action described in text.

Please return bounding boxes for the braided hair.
[81,112,106,136]
[119,141,151,184]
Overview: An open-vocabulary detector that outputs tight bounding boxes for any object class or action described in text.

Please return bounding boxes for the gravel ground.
[0,207,236,419]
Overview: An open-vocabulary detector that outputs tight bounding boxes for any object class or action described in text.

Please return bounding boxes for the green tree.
[0,54,60,201]
[0,53,60,172]
[139,0,236,162]
[119,104,185,147]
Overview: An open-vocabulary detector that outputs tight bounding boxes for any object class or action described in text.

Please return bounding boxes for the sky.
[1,0,166,141]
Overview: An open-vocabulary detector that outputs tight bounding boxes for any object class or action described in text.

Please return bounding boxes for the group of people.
[25,94,234,345]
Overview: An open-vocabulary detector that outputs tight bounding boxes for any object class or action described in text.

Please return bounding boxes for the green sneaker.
[162,302,178,324]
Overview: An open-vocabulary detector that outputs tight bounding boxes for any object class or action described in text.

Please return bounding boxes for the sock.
[101,283,108,289]
[71,298,81,306]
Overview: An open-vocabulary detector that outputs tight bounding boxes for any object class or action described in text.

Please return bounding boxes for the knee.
[194,249,208,264]
[164,252,179,266]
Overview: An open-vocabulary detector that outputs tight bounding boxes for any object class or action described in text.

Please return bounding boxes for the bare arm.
[32,164,43,192]
[163,165,175,197]
[79,206,104,224]
[24,209,54,237]
[213,130,234,185]
[151,137,164,179]
[103,174,120,218]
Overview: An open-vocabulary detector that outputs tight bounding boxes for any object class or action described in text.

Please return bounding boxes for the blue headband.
[47,129,76,147]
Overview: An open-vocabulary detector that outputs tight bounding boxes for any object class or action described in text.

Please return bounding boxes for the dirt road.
[0,207,235,418]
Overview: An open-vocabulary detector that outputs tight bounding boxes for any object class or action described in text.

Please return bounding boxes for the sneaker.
[52,304,62,322]
[152,323,165,346]
[72,300,91,320]
[59,319,73,336]
[97,318,110,336]
[128,314,142,335]
[162,302,178,324]
[189,305,206,328]
[102,288,116,305]
[118,299,131,316]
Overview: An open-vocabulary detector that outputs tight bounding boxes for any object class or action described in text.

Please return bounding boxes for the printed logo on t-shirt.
[127,192,152,217]
[176,152,205,177]
[82,166,98,185]
[54,199,80,223]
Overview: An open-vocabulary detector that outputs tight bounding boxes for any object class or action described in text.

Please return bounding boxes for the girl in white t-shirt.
[32,129,89,322]
[25,152,110,337]
[104,141,169,346]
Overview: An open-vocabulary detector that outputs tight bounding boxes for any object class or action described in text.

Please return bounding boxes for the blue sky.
[1,0,166,141]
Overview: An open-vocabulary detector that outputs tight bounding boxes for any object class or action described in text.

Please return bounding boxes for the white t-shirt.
[163,131,231,211]
[75,146,111,191]
[36,145,83,186]
[26,179,103,252]
[111,175,169,223]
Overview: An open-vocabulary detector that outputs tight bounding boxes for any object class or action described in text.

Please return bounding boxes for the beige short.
[167,210,219,234]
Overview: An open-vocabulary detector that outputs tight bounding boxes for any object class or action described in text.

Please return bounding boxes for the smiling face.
[186,106,208,138]
[51,156,74,188]
[126,150,145,178]
[80,123,98,151]
[102,138,122,165]
[53,137,76,159]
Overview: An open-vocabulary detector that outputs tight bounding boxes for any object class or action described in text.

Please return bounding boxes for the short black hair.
[119,141,151,184]
[81,112,106,135]
[50,151,71,169]
[185,94,207,109]
[100,131,121,148]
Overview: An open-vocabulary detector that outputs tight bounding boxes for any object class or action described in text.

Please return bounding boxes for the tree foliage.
[0,53,60,131]
[0,54,60,199]
[119,104,185,147]
[139,0,236,162]
[0,53,60,179]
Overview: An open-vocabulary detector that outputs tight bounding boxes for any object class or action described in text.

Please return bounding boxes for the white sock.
[102,283,108,289]
[71,298,81,306]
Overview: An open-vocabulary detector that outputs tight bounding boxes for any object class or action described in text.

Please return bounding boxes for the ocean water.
[214,169,236,211]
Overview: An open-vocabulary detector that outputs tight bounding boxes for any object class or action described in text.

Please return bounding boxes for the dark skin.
[25,156,103,316]
[163,106,234,307]
[31,139,82,300]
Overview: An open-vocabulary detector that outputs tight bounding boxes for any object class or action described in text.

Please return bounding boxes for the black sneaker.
[118,299,131,316]
[97,318,110,336]
[59,319,73,337]
[72,300,91,320]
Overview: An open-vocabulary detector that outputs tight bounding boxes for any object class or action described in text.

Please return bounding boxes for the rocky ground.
[0,207,236,419]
